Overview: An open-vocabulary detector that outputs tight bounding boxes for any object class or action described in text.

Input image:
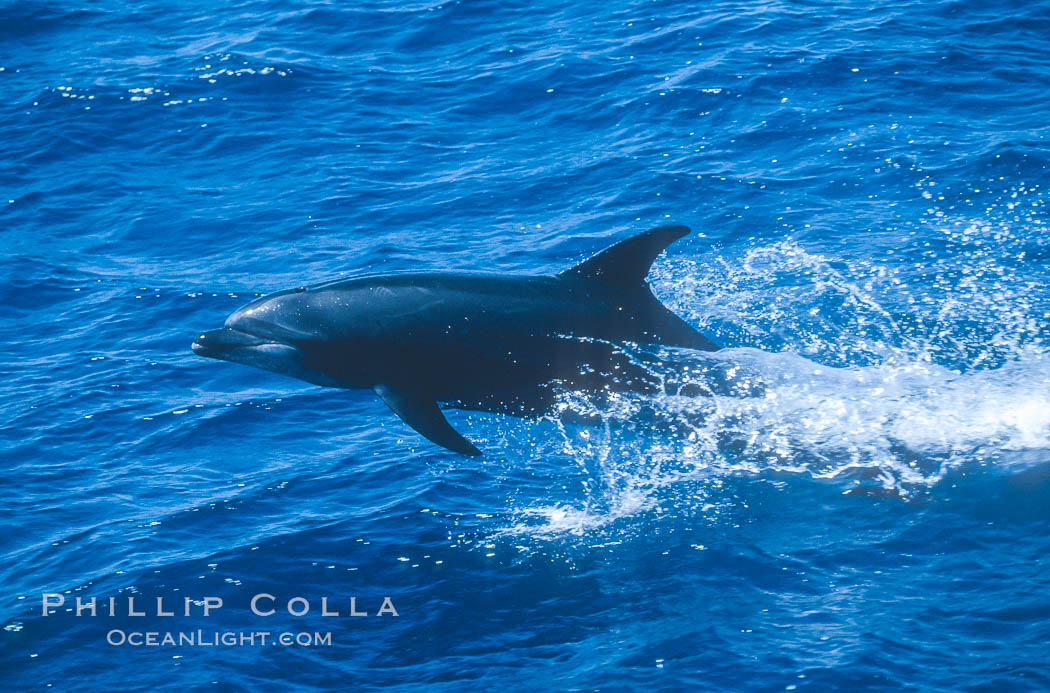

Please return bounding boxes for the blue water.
[3,0,1050,689]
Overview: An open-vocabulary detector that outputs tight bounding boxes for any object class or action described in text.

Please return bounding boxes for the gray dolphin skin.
[192,225,717,455]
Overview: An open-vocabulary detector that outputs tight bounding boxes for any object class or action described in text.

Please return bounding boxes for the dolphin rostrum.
[192,225,717,455]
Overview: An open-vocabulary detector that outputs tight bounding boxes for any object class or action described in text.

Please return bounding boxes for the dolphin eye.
[294,286,307,293]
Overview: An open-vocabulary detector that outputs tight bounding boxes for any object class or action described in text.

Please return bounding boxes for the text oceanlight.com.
[106,630,333,647]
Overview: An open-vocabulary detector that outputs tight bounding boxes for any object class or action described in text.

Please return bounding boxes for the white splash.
[506,192,1050,537]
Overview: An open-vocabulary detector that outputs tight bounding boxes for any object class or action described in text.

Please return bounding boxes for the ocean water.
[2,0,1049,689]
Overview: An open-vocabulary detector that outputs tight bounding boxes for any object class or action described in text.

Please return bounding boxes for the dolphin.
[192,225,716,455]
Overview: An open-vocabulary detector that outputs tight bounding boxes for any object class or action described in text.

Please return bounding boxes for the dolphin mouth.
[191,327,285,357]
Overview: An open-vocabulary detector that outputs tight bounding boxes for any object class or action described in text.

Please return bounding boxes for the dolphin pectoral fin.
[558,225,691,289]
[374,384,482,456]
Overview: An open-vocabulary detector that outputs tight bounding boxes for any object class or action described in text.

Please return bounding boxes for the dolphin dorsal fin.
[558,225,690,289]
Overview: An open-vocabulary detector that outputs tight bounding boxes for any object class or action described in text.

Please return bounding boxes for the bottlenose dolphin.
[192,225,716,455]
